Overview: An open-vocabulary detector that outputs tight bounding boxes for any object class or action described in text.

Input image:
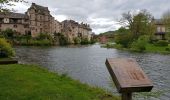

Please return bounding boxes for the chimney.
[32,3,36,6]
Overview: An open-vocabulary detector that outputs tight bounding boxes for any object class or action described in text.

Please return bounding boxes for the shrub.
[81,38,90,45]
[90,38,97,44]
[155,40,169,47]
[165,47,170,51]
[0,38,15,58]
[104,43,115,48]
[73,37,81,44]
[131,35,149,52]
[57,33,69,45]
[114,32,133,48]
[1,28,16,39]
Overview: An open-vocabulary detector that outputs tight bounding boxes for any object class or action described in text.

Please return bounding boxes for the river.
[15,44,170,100]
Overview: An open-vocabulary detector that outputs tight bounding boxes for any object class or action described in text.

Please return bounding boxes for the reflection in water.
[15,44,170,99]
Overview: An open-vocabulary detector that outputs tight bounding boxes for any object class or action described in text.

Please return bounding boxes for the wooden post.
[105,58,153,100]
[122,93,132,100]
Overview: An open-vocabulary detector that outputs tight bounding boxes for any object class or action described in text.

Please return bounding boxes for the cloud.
[10,0,170,34]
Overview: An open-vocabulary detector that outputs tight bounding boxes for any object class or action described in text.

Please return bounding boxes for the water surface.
[15,44,170,100]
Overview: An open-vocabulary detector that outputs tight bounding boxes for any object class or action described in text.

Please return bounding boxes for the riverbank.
[0,64,119,100]
[102,43,170,54]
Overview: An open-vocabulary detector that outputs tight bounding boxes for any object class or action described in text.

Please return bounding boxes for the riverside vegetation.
[102,10,170,54]
[0,28,96,46]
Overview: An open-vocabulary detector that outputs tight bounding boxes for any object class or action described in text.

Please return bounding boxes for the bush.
[0,38,15,58]
[130,35,149,52]
[73,37,81,44]
[90,38,96,44]
[165,47,170,51]
[155,40,169,47]
[81,38,90,45]
[57,33,69,45]
[1,28,16,39]
[114,32,133,48]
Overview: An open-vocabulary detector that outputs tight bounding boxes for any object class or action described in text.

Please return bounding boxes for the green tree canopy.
[119,10,155,39]
[162,10,170,27]
[0,0,27,12]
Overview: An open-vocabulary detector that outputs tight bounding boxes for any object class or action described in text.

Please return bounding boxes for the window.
[161,27,165,32]
[13,25,17,28]
[157,27,161,32]
[40,16,42,20]
[24,25,29,28]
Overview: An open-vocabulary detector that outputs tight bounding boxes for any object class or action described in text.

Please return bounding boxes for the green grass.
[102,43,170,54]
[0,58,13,61]
[145,44,170,54]
[0,64,119,100]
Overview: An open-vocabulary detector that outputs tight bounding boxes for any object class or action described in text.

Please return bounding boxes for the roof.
[0,12,28,19]
[154,19,164,25]
[28,3,49,15]
[62,20,92,30]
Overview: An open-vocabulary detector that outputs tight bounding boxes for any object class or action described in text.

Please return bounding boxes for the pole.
[122,93,132,100]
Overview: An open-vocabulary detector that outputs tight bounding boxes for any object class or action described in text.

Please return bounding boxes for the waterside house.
[154,19,170,40]
[0,3,92,43]
[0,12,30,35]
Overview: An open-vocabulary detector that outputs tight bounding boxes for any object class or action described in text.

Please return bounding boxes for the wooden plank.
[105,58,153,93]
[0,59,18,65]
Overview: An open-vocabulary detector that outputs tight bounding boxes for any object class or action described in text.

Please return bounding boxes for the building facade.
[26,3,55,37]
[0,3,92,41]
[0,12,30,35]
[61,20,92,43]
[154,19,170,40]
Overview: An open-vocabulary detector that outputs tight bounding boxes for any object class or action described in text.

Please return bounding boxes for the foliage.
[0,38,15,57]
[0,0,27,12]
[130,35,149,52]
[81,38,90,45]
[102,43,115,48]
[155,40,169,47]
[19,39,53,46]
[1,28,16,39]
[57,33,69,45]
[119,10,155,40]
[0,64,120,100]
[114,29,133,48]
[73,37,81,44]
[162,10,170,41]
[90,38,97,44]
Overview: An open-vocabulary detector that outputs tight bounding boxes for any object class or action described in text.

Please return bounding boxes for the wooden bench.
[105,58,153,100]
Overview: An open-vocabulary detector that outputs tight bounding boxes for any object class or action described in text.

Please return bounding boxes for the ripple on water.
[15,44,170,100]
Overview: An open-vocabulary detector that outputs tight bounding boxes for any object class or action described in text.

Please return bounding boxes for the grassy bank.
[0,64,119,100]
[102,43,170,54]
[145,44,170,54]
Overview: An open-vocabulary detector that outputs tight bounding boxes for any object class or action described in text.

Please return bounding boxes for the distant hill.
[100,31,116,35]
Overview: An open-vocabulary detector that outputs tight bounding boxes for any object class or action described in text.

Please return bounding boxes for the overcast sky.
[11,0,170,34]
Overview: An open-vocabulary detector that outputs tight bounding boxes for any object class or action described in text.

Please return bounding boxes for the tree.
[162,10,170,41]
[114,27,133,48]
[119,10,155,39]
[0,0,27,12]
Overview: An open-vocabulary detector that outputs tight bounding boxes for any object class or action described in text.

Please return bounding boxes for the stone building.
[0,12,30,35]
[26,3,55,37]
[0,3,92,42]
[61,20,92,43]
